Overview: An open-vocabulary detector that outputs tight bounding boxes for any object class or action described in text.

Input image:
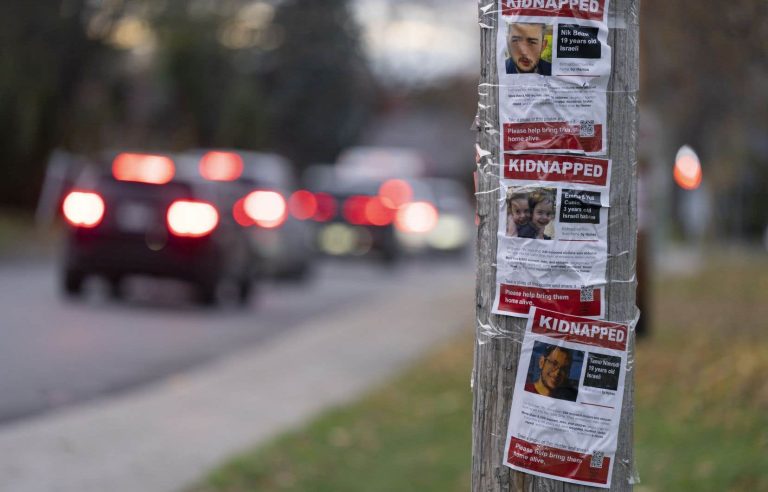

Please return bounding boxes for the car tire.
[107,275,125,300]
[237,278,253,306]
[380,248,399,266]
[196,280,218,307]
[62,270,85,297]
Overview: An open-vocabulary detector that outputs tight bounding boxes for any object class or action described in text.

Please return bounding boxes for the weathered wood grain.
[472,1,639,490]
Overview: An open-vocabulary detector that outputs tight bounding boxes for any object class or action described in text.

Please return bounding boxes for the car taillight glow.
[62,191,105,228]
[113,153,175,184]
[312,192,337,222]
[232,197,255,226]
[199,151,243,181]
[395,201,439,233]
[244,190,287,229]
[167,200,219,237]
[364,196,395,226]
[378,179,413,209]
[343,195,396,227]
[288,190,318,220]
[342,195,370,225]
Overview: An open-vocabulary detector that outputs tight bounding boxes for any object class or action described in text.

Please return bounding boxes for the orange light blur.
[313,192,337,222]
[199,151,244,182]
[673,153,702,190]
[364,196,395,226]
[113,153,175,184]
[62,191,105,228]
[166,200,219,237]
[244,190,287,229]
[395,201,439,233]
[288,190,318,220]
[378,179,413,209]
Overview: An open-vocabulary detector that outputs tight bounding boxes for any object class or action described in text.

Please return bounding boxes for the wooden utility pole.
[472,0,640,490]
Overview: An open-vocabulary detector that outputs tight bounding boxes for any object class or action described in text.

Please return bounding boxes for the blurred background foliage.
[640,0,768,240]
[0,0,766,242]
[0,0,378,207]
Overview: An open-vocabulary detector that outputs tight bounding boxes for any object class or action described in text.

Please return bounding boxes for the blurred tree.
[263,0,375,168]
[1,0,374,208]
[151,0,374,167]
[0,0,111,207]
[641,0,768,239]
[152,0,240,148]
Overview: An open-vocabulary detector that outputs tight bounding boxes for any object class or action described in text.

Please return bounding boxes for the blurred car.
[305,177,404,262]
[299,173,471,262]
[175,149,315,281]
[395,177,474,256]
[60,151,254,305]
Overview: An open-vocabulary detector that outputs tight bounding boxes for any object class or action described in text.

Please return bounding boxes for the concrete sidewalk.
[0,268,473,492]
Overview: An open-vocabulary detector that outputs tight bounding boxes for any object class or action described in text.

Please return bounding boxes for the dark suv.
[60,152,253,305]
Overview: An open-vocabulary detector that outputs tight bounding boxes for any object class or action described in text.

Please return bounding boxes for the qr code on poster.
[580,286,594,302]
[579,120,595,137]
[590,451,605,469]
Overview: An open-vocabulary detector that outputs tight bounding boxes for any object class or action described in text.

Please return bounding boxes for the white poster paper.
[492,153,611,318]
[497,0,612,155]
[503,308,629,488]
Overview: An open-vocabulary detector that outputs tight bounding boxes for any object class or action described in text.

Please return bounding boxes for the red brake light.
[342,195,370,225]
[288,190,318,220]
[167,200,219,237]
[62,191,105,228]
[113,153,174,184]
[232,197,255,226]
[395,201,439,233]
[343,195,395,226]
[378,179,413,209]
[312,192,337,222]
[244,190,287,229]
[199,151,243,182]
[364,196,395,226]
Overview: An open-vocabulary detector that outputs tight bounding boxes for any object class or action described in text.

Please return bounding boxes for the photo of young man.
[524,342,582,402]
[505,22,552,75]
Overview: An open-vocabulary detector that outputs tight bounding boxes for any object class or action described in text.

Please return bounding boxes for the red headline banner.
[501,0,607,22]
[497,285,602,317]
[532,308,628,350]
[504,153,609,185]
[506,436,611,485]
[504,122,603,154]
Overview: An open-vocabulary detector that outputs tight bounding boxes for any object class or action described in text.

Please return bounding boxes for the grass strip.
[190,253,768,492]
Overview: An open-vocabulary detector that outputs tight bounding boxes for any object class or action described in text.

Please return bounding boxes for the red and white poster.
[492,153,611,318]
[497,0,611,155]
[503,308,629,488]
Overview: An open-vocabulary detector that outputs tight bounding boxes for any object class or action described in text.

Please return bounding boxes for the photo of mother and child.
[506,188,556,240]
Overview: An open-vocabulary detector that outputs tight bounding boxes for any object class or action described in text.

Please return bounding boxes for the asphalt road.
[0,251,474,492]
[0,256,471,424]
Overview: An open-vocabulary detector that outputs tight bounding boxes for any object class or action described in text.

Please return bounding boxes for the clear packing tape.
[474,0,641,334]
[473,0,641,487]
